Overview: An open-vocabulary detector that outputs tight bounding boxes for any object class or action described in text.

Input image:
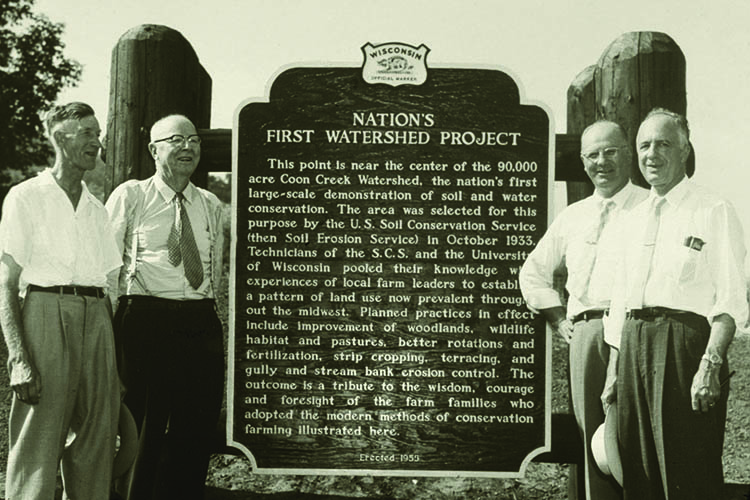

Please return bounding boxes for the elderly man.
[604,108,747,499]
[106,114,225,499]
[520,120,647,500]
[0,102,122,499]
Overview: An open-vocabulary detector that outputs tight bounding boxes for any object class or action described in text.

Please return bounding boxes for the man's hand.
[600,347,619,413]
[691,359,721,413]
[691,314,735,413]
[0,253,40,404]
[553,318,575,343]
[9,355,41,404]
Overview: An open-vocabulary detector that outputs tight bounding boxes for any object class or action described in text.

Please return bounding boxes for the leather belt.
[572,310,606,323]
[29,284,104,298]
[626,307,703,322]
[120,295,215,311]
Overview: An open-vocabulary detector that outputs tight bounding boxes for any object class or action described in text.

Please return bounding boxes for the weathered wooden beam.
[555,133,588,182]
[566,65,597,203]
[197,128,231,174]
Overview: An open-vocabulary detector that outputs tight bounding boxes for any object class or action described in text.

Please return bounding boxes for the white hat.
[113,403,138,478]
[591,402,622,485]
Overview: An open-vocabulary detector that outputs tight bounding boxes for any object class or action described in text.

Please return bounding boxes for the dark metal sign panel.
[228,61,553,477]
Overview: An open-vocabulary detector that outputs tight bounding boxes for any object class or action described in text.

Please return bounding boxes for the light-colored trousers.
[5,291,120,500]
[569,318,622,500]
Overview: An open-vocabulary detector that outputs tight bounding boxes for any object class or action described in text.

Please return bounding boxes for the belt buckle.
[648,307,667,319]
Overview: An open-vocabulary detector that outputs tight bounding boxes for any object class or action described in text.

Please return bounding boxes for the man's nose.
[642,143,659,158]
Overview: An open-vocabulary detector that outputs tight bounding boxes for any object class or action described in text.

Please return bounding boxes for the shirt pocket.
[668,240,704,284]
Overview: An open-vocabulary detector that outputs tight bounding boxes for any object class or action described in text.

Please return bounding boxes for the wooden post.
[565,64,597,205]
[563,32,690,197]
[595,31,691,186]
[105,24,212,196]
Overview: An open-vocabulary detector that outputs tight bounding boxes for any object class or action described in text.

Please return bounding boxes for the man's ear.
[148,143,157,159]
[680,142,691,165]
[52,129,64,148]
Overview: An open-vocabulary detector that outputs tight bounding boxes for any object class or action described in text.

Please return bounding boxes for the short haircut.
[44,102,95,137]
[149,114,193,142]
[580,119,630,146]
[643,107,690,147]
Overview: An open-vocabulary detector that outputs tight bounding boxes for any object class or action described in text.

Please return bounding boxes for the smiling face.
[580,122,631,198]
[149,115,201,184]
[56,115,102,172]
[636,114,689,195]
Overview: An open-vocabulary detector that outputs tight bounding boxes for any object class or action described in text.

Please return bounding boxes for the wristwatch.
[701,352,723,365]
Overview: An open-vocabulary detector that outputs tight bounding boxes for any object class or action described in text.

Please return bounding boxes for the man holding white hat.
[604,108,747,499]
[521,120,647,500]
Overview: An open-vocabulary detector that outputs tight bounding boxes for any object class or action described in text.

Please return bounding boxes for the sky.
[37,0,750,262]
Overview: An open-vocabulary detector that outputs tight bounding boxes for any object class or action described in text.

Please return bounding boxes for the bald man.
[106,114,225,500]
[520,120,648,500]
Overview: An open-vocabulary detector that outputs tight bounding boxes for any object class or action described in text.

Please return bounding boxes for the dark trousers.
[114,296,224,500]
[618,313,728,500]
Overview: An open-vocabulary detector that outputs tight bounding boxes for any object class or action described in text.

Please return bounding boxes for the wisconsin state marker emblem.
[361,42,430,87]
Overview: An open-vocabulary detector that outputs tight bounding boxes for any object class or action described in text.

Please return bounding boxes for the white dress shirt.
[106,174,224,301]
[605,177,749,347]
[0,169,122,289]
[520,182,648,318]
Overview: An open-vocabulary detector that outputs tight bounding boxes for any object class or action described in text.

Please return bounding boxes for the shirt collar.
[592,181,634,209]
[153,173,197,204]
[39,168,95,208]
[647,175,689,208]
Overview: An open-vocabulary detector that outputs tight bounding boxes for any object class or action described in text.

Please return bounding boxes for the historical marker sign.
[228,49,554,477]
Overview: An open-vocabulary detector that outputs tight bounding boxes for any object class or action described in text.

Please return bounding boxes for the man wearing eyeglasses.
[603,109,747,499]
[106,114,225,500]
[520,120,648,500]
[0,102,122,499]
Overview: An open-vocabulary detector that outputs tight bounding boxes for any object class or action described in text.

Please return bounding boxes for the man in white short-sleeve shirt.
[0,102,122,500]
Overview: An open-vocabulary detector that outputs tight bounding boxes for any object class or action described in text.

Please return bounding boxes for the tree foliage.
[0,0,81,183]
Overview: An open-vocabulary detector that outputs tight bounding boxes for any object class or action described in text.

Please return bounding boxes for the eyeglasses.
[152,134,201,146]
[580,147,621,162]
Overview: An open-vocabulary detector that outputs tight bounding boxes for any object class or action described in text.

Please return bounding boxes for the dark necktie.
[167,192,204,289]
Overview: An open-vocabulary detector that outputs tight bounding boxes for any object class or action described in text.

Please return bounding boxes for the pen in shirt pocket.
[684,236,705,251]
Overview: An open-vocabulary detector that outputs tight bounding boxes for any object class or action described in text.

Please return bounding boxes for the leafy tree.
[0,0,81,191]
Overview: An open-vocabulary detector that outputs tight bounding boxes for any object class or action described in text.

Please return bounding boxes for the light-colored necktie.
[167,192,204,289]
[569,199,615,301]
[631,197,666,307]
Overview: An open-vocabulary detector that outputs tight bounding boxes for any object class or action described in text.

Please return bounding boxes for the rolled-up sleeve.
[706,200,748,330]
[0,187,32,268]
[519,218,566,313]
